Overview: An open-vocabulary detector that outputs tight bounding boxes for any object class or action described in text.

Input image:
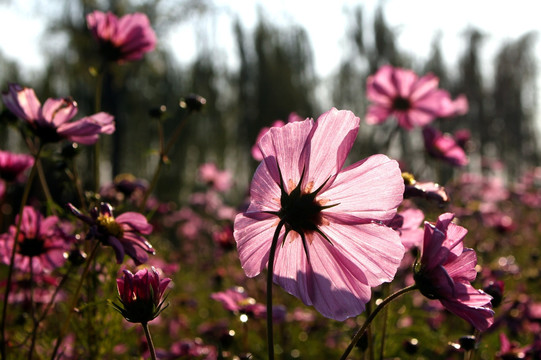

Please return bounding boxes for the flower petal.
[300,108,360,191]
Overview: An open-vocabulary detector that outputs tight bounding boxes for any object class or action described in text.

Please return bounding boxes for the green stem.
[35,157,57,216]
[27,258,37,360]
[93,68,104,193]
[50,241,100,360]
[266,220,285,360]
[140,112,191,213]
[339,284,418,360]
[142,322,157,360]
[378,284,390,360]
[0,144,42,360]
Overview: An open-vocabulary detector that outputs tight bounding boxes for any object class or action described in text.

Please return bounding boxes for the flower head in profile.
[2,84,114,145]
[68,202,154,265]
[87,10,156,63]
[366,65,468,130]
[234,108,405,320]
[113,266,171,323]
[0,206,72,273]
[422,126,469,167]
[0,150,34,182]
[413,213,494,331]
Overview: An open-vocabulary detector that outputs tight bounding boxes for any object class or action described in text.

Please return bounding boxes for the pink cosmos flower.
[113,266,171,323]
[0,206,72,273]
[251,112,304,161]
[68,202,154,265]
[211,286,266,318]
[388,208,425,250]
[413,213,494,331]
[0,149,34,182]
[87,10,157,63]
[234,108,405,320]
[422,126,469,167]
[2,84,114,145]
[198,162,233,192]
[366,65,468,130]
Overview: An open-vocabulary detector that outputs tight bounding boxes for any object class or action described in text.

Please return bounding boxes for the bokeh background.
[1,0,539,202]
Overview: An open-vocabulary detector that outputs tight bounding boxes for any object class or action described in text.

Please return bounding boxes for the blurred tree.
[493,32,539,177]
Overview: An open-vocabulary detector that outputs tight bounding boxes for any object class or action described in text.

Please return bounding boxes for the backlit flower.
[234,108,405,320]
[413,213,494,331]
[87,11,156,63]
[366,65,468,130]
[0,149,34,182]
[2,84,114,145]
[251,112,304,161]
[68,202,154,265]
[113,266,171,323]
[0,206,72,273]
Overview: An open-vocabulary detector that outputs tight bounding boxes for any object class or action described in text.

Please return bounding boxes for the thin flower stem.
[142,322,157,360]
[266,220,285,360]
[50,241,100,360]
[27,258,37,360]
[35,158,57,216]
[378,283,390,360]
[339,284,418,360]
[93,68,104,193]
[140,112,191,213]
[0,145,42,360]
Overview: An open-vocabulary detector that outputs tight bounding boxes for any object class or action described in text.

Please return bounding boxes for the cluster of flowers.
[2,4,538,360]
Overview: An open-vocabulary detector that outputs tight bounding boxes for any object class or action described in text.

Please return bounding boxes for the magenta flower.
[68,202,154,265]
[413,213,494,331]
[366,65,468,130]
[422,126,469,167]
[113,266,171,323]
[211,286,266,318]
[0,206,72,273]
[2,84,114,145]
[234,108,405,320]
[0,149,34,182]
[87,10,157,63]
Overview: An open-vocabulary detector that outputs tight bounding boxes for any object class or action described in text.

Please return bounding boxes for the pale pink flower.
[414,213,494,331]
[251,112,304,161]
[366,65,468,130]
[87,11,156,63]
[2,84,114,145]
[423,126,469,167]
[234,108,405,320]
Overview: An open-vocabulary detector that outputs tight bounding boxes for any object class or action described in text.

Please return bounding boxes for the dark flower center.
[279,188,325,236]
[18,237,46,257]
[392,96,411,111]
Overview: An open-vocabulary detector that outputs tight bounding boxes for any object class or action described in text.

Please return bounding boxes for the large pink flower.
[0,206,72,273]
[414,213,494,331]
[87,11,156,63]
[366,65,468,130]
[234,108,405,320]
[2,84,114,145]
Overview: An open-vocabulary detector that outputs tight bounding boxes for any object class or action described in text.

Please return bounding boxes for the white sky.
[0,0,540,96]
